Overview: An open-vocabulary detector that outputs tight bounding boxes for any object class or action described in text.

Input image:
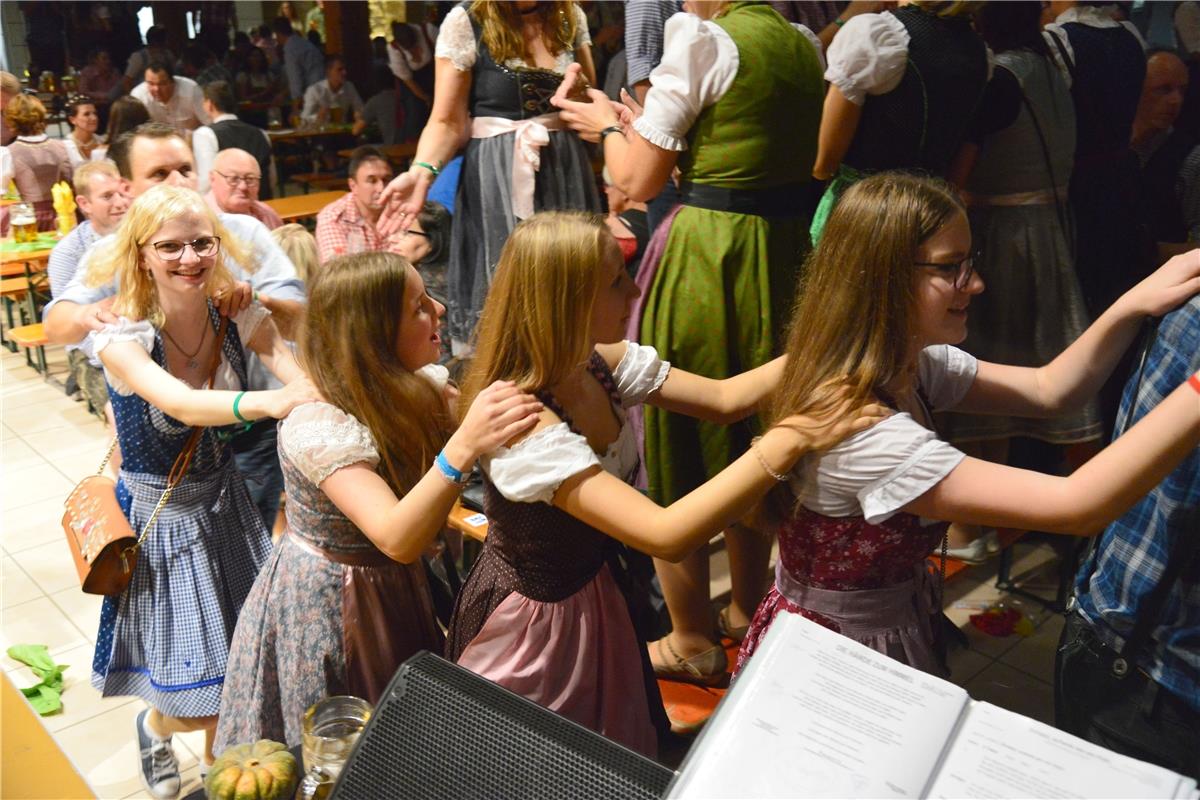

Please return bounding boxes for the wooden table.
[267,124,354,143]
[336,142,418,161]
[448,501,488,543]
[0,241,54,277]
[265,190,345,223]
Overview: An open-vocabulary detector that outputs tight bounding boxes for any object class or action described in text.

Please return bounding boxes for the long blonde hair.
[769,172,965,427]
[271,223,318,283]
[84,185,248,326]
[460,211,608,416]
[468,1,579,65]
[299,252,452,496]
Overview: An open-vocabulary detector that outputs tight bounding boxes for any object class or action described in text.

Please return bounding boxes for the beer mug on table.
[298,695,372,800]
[11,203,37,244]
[329,105,345,126]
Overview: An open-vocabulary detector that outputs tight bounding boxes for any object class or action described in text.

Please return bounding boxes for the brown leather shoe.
[651,635,728,686]
[717,605,750,643]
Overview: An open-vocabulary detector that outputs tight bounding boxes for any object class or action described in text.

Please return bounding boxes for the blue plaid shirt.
[1073,295,1200,710]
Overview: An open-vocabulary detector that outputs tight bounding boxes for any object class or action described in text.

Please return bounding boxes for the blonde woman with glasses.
[85,185,318,798]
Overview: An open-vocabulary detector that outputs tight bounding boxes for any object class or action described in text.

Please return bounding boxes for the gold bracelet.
[750,436,788,482]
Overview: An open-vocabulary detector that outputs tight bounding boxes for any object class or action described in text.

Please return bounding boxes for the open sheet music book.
[667,613,1199,799]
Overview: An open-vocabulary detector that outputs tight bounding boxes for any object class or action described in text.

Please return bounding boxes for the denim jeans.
[231,420,283,533]
[1055,610,1199,781]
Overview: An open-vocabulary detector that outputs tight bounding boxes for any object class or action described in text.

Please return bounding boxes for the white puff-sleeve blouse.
[789,345,978,525]
[94,303,271,396]
[633,13,823,152]
[436,4,592,73]
[481,342,670,504]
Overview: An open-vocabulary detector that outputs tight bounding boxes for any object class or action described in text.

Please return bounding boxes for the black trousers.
[1054,611,1200,781]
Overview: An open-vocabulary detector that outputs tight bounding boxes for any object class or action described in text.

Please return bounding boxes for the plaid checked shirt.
[314,193,405,264]
[1073,295,1200,710]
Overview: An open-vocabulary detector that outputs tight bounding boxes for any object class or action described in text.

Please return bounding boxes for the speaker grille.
[330,652,674,800]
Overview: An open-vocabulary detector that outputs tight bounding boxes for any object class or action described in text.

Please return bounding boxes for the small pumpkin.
[205,739,298,800]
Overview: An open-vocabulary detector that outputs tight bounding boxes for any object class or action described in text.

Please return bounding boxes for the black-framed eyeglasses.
[149,236,222,260]
[213,171,261,187]
[914,252,978,291]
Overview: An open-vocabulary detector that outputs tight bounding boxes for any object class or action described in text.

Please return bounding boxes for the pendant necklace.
[161,321,208,370]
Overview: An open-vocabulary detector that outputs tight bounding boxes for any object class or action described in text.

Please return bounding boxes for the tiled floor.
[2,343,1072,799]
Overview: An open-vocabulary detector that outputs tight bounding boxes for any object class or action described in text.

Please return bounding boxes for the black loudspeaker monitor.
[330,651,675,800]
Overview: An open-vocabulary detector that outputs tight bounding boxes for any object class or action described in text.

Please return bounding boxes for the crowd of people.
[3,1,1200,797]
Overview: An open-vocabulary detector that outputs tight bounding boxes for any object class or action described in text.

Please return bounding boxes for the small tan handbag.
[62,318,228,596]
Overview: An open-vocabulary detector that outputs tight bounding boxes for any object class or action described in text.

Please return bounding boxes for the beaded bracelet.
[750,436,788,482]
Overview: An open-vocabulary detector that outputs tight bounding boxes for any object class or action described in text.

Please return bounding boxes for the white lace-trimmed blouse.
[436,4,592,74]
[788,345,978,526]
[825,11,992,106]
[481,342,670,505]
[94,304,272,395]
[279,364,450,487]
[633,12,823,152]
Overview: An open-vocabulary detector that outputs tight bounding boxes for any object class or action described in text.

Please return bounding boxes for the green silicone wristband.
[413,160,441,177]
[233,391,251,424]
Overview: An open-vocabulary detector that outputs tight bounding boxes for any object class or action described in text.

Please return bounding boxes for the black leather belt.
[678,180,808,218]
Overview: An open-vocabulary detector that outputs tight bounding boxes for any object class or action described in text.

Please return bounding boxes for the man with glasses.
[204,149,284,231]
[194,81,275,197]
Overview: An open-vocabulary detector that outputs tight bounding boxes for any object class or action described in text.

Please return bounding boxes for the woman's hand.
[443,381,544,469]
[551,63,625,142]
[1118,248,1200,317]
[268,375,322,418]
[773,391,891,457]
[377,169,433,237]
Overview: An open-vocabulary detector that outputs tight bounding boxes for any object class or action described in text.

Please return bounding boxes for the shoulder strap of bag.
[126,316,231,552]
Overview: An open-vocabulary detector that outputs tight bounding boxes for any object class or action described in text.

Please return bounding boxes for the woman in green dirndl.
[553,0,824,688]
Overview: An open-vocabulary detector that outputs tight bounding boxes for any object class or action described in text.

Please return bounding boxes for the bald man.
[1133,50,1195,248]
[205,148,285,230]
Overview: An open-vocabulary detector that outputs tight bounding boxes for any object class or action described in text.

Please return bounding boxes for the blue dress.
[91,304,273,718]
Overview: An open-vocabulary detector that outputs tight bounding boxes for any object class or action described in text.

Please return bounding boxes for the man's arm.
[193,127,218,193]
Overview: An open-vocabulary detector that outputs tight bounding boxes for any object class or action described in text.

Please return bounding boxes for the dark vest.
[1054,22,1146,165]
[843,7,988,175]
[464,3,566,120]
[211,118,273,199]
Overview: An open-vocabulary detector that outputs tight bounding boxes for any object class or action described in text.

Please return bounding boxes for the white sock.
[142,712,171,744]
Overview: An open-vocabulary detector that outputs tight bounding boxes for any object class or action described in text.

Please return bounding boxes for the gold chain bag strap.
[62,317,230,595]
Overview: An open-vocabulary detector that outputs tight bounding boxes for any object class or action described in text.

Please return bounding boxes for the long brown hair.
[460,211,608,417]
[299,252,452,495]
[769,172,965,429]
[468,1,579,65]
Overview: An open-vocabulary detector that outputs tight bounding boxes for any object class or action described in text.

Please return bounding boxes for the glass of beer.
[329,105,344,126]
[298,695,372,798]
[11,203,37,244]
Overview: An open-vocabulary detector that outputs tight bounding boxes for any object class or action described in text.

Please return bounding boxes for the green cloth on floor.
[7,644,68,715]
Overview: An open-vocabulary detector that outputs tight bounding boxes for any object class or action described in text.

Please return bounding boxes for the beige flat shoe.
[651,635,728,686]
[717,605,750,644]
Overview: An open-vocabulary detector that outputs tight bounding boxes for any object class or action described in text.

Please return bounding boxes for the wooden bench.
[7,322,51,377]
[291,173,347,193]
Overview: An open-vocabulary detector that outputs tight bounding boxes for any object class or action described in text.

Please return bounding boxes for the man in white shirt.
[302,55,365,124]
[130,62,211,132]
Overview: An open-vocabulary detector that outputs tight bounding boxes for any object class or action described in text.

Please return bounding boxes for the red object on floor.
[655,639,739,733]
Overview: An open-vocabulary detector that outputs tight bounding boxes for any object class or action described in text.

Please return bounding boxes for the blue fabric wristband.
[435,451,465,484]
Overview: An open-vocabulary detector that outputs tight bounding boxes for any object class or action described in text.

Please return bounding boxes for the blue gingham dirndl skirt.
[91,463,272,717]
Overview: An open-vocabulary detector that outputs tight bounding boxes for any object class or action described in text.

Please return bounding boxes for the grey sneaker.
[135,709,181,799]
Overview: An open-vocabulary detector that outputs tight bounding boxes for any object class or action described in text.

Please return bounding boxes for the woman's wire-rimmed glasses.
[149,236,222,260]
